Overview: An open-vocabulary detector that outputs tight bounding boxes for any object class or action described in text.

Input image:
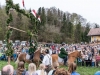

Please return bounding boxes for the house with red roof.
[87,28,100,42]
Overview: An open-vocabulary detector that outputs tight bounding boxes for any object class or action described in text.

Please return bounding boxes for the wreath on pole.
[5,0,41,64]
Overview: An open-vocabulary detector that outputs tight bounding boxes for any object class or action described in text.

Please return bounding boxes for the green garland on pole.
[5,0,40,56]
[5,28,13,56]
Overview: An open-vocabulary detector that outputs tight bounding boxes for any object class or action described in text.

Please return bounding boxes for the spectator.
[22,47,26,53]
[77,57,82,66]
[87,50,92,66]
[68,62,80,75]
[14,61,26,75]
[36,64,47,75]
[95,54,100,67]
[1,64,14,75]
[54,68,70,75]
[42,49,52,73]
[25,63,38,75]
[94,71,100,75]
[13,52,18,61]
[48,62,59,75]
[84,52,89,67]
[81,51,85,66]
[92,56,96,67]
[49,46,53,55]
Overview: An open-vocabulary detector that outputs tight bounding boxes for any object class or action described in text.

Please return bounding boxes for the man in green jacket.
[59,47,68,65]
[29,41,37,60]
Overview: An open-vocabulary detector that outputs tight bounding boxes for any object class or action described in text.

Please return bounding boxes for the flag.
[22,0,24,7]
[31,10,37,18]
[38,15,41,22]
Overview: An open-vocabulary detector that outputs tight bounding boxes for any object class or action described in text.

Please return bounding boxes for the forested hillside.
[0,6,99,43]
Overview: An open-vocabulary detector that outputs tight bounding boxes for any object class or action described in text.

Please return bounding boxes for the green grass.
[61,66,99,75]
[0,61,99,75]
[0,61,29,70]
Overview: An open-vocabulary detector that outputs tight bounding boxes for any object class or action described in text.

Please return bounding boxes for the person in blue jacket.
[94,71,100,75]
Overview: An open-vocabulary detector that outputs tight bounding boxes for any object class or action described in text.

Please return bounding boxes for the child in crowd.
[92,56,96,67]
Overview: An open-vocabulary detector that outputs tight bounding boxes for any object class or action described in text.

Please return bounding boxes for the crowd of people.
[0,42,100,75]
[1,60,80,75]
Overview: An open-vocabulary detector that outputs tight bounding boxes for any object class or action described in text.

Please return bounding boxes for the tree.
[94,23,99,28]
[47,9,53,25]
[84,23,91,42]
[37,7,42,15]
[14,13,22,40]
[0,4,99,44]
[68,22,74,38]
[61,13,67,33]
[70,13,86,26]
[74,22,82,43]
[41,7,46,26]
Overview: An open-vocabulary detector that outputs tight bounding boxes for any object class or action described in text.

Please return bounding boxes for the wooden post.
[8,56,10,64]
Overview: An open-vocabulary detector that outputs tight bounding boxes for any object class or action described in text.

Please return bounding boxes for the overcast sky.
[0,0,100,25]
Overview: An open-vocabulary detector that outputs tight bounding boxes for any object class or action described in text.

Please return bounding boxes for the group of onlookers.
[1,42,100,75]
[76,45,100,67]
[1,62,46,75]
[1,61,80,75]
[0,43,81,75]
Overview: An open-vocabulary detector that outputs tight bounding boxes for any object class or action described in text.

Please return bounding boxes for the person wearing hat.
[59,43,68,65]
[29,41,36,61]
[42,49,52,73]
[61,42,67,50]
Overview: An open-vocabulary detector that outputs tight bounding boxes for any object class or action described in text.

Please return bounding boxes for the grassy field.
[0,61,99,75]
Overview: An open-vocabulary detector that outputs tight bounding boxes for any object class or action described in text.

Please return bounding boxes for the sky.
[0,0,100,25]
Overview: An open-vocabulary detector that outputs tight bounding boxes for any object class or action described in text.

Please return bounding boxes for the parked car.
[21,41,27,46]
[15,40,20,46]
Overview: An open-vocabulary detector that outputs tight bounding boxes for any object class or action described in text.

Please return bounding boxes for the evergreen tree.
[38,7,42,15]
[84,23,90,42]
[47,9,53,25]
[61,13,67,34]
[74,22,82,43]
[81,31,85,42]
[0,5,96,43]
[94,23,99,28]
[41,7,46,26]
[68,22,73,38]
